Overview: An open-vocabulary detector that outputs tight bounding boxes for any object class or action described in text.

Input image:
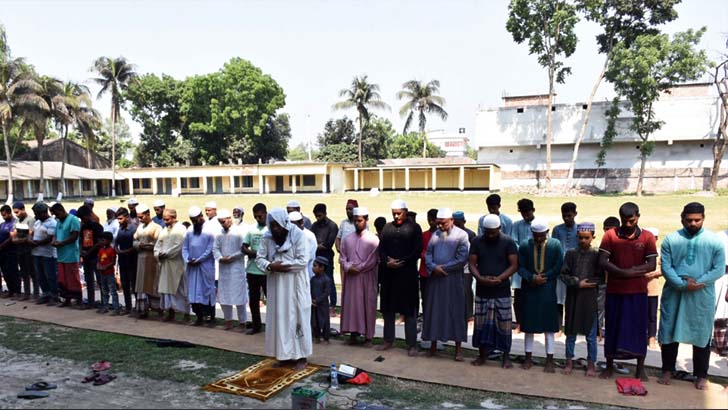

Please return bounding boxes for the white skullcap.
[436,208,453,219]
[188,206,202,218]
[127,198,139,205]
[153,199,165,207]
[645,227,659,237]
[482,214,501,229]
[217,209,231,219]
[530,218,549,233]
[136,204,149,214]
[390,199,407,209]
[204,201,217,209]
[353,207,368,216]
[288,211,303,222]
[287,199,301,208]
[107,206,118,213]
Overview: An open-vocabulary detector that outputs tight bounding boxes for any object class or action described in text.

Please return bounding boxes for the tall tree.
[396,79,448,158]
[566,0,681,188]
[56,82,94,197]
[332,75,390,164]
[604,29,708,196]
[709,43,728,192]
[90,56,137,197]
[0,23,24,202]
[386,132,446,159]
[507,0,579,190]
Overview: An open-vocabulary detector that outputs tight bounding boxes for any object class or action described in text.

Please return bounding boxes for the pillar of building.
[76,179,83,197]
[405,168,410,191]
[176,177,182,193]
[432,167,437,191]
[292,175,297,194]
[128,178,134,195]
[379,168,384,191]
[229,175,235,194]
[354,169,359,191]
[152,177,158,195]
[202,176,209,194]
[26,180,33,198]
[459,166,465,191]
[258,174,264,194]
[322,173,328,193]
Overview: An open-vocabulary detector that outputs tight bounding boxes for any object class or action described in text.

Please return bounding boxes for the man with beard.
[127,198,139,226]
[255,208,311,370]
[658,202,726,390]
[243,203,268,335]
[114,207,137,315]
[340,207,380,346]
[50,203,81,307]
[12,202,37,300]
[335,199,359,253]
[30,202,58,305]
[133,204,162,318]
[214,209,248,331]
[152,200,166,228]
[377,200,422,357]
[184,206,216,327]
[422,208,470,361]
[469,214,518,369]
[289,211,317,279]
[154,208,188,322]
[76,205,104,310]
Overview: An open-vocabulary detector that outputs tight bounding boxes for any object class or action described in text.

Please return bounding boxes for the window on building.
[243,176,253,188]
[516,108,524,113]
[181,178,188,189]
[141,178,151,189]
[303,175,316,186]
[189,177,200,189]
[132,179,140,189]
[82,180,92,191]
[288,175,300,187]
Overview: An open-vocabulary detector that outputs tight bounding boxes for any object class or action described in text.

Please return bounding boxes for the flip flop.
[614,363,630,374]
[17,390,49,400]
[574,358,588,369]
[81,374,98,384]
[25,381,57,391]
[673,370,697,382]
[93,374,116,386]
[90,361,111,372]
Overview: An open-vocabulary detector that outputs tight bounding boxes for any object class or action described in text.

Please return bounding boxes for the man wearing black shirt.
[311,203,338,315]
[77,205,104,309]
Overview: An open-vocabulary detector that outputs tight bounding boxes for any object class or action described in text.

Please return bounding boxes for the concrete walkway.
[1,300,726,409]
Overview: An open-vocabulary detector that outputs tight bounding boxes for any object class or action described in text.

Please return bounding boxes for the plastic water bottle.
[330,363,339,390]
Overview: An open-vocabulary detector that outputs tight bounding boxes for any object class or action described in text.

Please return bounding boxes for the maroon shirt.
[599,227,657,295]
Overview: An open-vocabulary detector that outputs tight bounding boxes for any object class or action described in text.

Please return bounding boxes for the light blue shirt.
[478,213,513,237]
[552,223,578,258]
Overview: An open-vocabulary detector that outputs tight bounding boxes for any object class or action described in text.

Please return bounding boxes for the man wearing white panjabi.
[289,211,317,279]
[214,209,249,331]
[256,208,312,370]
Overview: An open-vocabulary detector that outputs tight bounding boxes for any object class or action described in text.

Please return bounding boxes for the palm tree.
[396,79,448,158]
[332,75,389,164]
[56,82,94,197]
[0,24,22,203]
[75,102,102,169]
[90,56,137,197]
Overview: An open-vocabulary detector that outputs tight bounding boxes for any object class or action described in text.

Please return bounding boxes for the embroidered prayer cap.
[136,204,150,214]
[287,199,301,208]
[436,208,453,219]
[390,199,407,209]
[682,202,704,215]
[83,197,94,205]
[346,199,359,207]
[204,201,217,209]
[153,199,166,208]
[645,227,659,237]
[482,214,501,229]
[576,222,596,233]
[127,198,139,205]
[188,206,202,218]
[530,218,549,233]
[353,207,368,216]
[453,211,465,221]
[288,211,303,222]
[217,209,232,219]
[314,256,330,266]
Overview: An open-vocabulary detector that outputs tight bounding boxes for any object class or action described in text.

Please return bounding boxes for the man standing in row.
[478,194,512,237]
[214,209,248,331]
[115,207,137,315]
[243,203,268,335]
[12,202,37,300]
[311,203,338,316]
[155,208,187,322]
[453,211,476,322]
[77,206,103,310]
[134,204,162,318]
[0,205,19,299]
[286,200,312,229]
[184,207,216,327]
[30,203,58,305]
[152,200,166,228]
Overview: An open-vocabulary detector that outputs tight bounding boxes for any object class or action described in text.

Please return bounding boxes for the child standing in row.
[96,232,120,315]
[311,256,332,344]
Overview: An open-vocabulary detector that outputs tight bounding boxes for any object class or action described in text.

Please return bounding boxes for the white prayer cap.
[390,199,407,209]
[353,207,368,216]
[153,199,165,208]
[482,214,501,229]
[107,206,118,213]
[436,207,453,219]
[530,218,549,233]
[288,211,303,222]
[217,209,231,219]
[287,199,301,208]
[645,227,659,237]
[83,198,94,205]
[136,204,150,214]
[127,198,139,205]
[204,201,217,209]
[188,206,202,218]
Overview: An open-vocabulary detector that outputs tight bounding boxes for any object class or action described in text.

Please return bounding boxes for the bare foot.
[513,324,521,334]
[323,339,330,344]
[420,350,436,358]
[648,337,658,350]
[272,360,292,368]
[454,353,464,362]
[502,356,513,369]
[599,367,614,379]
[637,368,649,382]
[562,359,573,375]
[544,358,556,373]
[520,357,533,370]
[694,378,708,390]
[471,356,486,367]
[555,331,563,339]
[362,339,373,348]
[408,346,419,357]
[657,371,672,385]
[376,342,393,351]
[585,361,597,377]
[293,358,307,371]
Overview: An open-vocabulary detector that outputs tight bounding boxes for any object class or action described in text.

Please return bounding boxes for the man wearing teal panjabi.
[657,202,726,391]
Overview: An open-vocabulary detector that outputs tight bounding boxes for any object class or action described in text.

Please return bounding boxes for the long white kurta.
[214,225,249,306]
[303,228,317,279]
[256,226,312,361]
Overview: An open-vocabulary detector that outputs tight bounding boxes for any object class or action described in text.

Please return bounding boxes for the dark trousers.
[18,252,38,296]
[191,303,215,321]
[118,261,137,311]
[648,296,658,338]
[325,261,336,307]
[661,342,711,379]
[247,273,267,330]
[33,255,58,298]
[557,303,564,330]
[513,288,523,324]
[383,311,417,348]
[82,259,99,306]
[0,254,20,294]
[464,273,474,320]
[418,275,429,318]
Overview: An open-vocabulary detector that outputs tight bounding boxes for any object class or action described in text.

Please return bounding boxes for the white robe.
[256,224,312,361]
[303,228,318,279]
[214,225,248,306]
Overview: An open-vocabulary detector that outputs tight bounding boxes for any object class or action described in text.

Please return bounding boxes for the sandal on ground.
[82,374,98,383]
[90,361,111,372]
[25,381,57,391]
[93,374,116,386]
[614,363,630,374]
[574,358,588,369]
[17,390,49,400]
[673,370,697,382]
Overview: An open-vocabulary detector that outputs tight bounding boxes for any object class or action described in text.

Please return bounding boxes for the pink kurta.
[340,229,380,339]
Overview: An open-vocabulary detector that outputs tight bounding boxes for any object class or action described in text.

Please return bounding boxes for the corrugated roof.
[378,157,476,167]
[0,161,117,180]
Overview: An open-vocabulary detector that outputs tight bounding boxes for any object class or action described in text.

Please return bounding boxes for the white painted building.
[427,129,469,157]
[474,83,726,192]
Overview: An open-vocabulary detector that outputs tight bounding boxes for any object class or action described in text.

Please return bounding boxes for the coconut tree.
[90,56,137,197]
[332,75,389,164]
[396,79,448,157]
[56,82,94,197]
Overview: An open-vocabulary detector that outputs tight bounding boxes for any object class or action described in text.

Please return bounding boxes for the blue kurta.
[659,227,726,347]
[552,223,578,255]
[518,238,564,333]
[478,213,513,237]
[511,219,533,289]
[183,228,216,305]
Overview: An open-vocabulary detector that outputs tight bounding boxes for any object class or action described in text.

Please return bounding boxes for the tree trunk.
[710,66,727,192]
[36,130,45,200]
[111,106,117,197]
[545,67,554,190]
[1,121,14,203]
[86,142,92,168]
[358,114,363,165]
[636,152,646,197]
[60,125,67,198]
[711,137,726,192]
[421,120,427,158]
[566,59,607,189]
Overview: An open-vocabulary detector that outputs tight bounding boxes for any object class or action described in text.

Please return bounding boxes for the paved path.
[1,300,726,409]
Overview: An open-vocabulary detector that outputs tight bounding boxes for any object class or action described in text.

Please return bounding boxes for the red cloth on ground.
[346,372,371,385]
[615,377,648,396]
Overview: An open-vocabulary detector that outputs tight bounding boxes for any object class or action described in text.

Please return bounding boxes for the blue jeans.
[33,255,58,298]
[99,274,119,311]
[565,314,598,362]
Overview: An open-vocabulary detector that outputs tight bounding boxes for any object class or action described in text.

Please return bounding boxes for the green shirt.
[56,215,81,263]
[244,224,268,275]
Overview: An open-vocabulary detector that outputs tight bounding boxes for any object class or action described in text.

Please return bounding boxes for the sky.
[3,0,727,150]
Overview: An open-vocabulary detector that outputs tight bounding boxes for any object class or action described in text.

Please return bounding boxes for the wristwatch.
[266,264,272,272]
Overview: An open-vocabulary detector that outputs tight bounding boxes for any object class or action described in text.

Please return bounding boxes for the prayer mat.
[202,358,320,401]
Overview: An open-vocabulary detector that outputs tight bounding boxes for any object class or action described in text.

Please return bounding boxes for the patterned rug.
[202,358,320,401]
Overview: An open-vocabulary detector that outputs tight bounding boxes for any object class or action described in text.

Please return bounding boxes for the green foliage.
[361,116,396,164]
[317,117,356,146]
[596,97,621,167]
[316,142,358,163]
[386,132,446,159]
[316,116,395,165]
[286,142,314,161]
[465,145,478,160]
[396,80,448,136]
[96,117,133,168]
